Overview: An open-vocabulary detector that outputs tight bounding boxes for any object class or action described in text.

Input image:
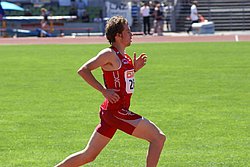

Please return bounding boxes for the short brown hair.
[105,16,128,44]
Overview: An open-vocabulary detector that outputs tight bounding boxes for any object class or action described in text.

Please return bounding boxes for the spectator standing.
[140,2,151,35]
[187,1,199,34]
[154,3,164,36]
[164,2,173,32]
[149,1,155,33]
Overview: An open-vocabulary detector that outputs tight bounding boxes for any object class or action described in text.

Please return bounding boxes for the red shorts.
[96,109,143,138]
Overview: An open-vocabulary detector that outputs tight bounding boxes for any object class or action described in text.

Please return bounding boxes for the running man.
[55,15,166,167]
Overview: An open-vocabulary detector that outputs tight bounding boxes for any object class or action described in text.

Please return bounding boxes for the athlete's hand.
[134,52,147,72]
[101,89,120,104]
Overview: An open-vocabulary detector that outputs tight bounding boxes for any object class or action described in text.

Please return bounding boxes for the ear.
[115,33,122,41]
[115,33,122,37]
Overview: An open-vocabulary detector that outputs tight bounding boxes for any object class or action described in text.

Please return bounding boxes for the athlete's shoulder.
[97,47,116,58]
[95,47,118,69]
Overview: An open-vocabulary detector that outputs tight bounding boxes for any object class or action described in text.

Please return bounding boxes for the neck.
[112,43,125,54]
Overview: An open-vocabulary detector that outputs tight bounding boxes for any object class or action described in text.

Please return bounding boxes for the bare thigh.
[132,118,164,142]
[84,130,111,157]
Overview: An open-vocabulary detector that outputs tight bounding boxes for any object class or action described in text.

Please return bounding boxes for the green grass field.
[0,42,249,167]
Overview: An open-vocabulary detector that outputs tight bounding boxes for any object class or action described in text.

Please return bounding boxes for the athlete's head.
[105,16,129,44]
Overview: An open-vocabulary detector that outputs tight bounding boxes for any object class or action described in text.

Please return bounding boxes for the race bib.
[125,69,135,94]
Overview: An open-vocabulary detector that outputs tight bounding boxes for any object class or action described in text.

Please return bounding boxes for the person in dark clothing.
[154,3,164,36]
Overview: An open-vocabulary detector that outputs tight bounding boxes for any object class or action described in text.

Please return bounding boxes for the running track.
[0,34,250,45]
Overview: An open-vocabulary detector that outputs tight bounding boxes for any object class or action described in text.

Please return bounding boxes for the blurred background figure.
[77,0,86,20]
[82,10,89,22]
[187,0,199,34]
[40,8,49,29]
[140,2,151,35]
[69,7,77,16]
[164,2,173,32]
[0,1,5,21]
[154,3,164,36]
[40,7,53,37]
[0,0,6,37]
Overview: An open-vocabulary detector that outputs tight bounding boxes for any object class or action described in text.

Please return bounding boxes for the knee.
[152,133,166,148]
[159,133,167,145]
[84,153,97,163]
[85,156,96,163]
[78,150,98,164]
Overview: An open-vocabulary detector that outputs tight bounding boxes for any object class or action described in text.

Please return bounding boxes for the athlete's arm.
[133,52,147,72]
[78,49,120,104]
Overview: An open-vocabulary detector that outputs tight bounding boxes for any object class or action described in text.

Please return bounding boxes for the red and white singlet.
[96,46,142,138]
[100,46,135,111]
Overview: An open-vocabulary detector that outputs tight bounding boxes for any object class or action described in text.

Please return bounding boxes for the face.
[120,24,133,46]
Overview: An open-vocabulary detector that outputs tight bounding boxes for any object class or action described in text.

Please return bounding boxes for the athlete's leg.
[132,118,166,167]
[55,130,111,167]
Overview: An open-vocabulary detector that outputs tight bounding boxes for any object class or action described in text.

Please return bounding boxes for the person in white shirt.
[140,2,151,35]
[187,1,199,34]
